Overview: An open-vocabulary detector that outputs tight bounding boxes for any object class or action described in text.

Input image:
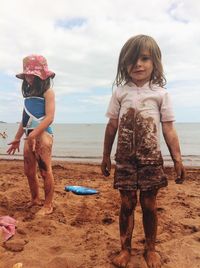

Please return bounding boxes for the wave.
[1,153,200,166]
[1,153,200,159]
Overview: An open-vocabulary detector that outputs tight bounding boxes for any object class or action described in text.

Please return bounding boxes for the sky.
[0,0,200,123]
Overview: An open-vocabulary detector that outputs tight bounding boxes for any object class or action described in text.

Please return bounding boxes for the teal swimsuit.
[22,97,53,135]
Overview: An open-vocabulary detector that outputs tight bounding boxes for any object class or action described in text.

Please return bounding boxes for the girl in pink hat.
[7,55,56,216]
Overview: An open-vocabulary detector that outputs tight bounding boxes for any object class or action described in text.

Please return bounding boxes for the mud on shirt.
[106,82,175,166]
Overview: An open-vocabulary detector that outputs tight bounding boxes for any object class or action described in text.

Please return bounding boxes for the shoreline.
[0,157,200,169]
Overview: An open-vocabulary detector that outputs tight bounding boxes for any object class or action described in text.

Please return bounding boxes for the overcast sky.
[0,0,199,123]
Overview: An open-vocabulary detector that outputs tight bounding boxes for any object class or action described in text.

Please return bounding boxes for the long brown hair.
[22,76,52,97]
[114,34,166,87]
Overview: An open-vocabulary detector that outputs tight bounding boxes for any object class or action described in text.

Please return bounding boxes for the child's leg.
[24,140,40,205]
[35,132,54,215]
[112,190,137,268]
[140,189,161,268]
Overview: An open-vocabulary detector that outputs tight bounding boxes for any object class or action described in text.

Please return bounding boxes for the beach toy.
[64,185,99,195]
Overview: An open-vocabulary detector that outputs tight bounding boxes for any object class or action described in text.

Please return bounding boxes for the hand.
[7,139,20,155]
[27,135,36,152]
[174,160,186,184]
[101,155,111,177]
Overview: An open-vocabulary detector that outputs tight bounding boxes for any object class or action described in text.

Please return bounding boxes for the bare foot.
[27,199,42,208]
[144,250,161,268]
[36,205,53,216]
[112,250,130,268]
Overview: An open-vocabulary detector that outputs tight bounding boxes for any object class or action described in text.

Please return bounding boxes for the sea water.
[0,123,200,166]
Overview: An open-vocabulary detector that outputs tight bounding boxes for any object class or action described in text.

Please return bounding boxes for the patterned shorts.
[114,161,168,191]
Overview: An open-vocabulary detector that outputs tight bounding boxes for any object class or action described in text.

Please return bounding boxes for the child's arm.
[7,122,24,154]
[162,121,186,183]
[101,118,118,176]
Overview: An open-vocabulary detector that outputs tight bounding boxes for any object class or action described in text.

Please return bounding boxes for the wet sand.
[0,159,200,268]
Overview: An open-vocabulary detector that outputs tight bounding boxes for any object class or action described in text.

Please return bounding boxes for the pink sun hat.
[16,54,55,80]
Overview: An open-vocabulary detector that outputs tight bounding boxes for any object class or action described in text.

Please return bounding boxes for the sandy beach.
[0,159,200,268]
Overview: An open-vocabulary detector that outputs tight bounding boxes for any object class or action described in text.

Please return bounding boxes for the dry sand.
[0,159,200,268]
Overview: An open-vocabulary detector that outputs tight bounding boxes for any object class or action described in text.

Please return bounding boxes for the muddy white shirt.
[106,82,175,165]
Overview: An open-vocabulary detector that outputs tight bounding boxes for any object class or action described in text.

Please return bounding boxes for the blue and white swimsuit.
[22,97,53,135]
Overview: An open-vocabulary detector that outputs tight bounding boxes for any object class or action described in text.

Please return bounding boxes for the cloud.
[0,0,199,122]
[55,18,88,29]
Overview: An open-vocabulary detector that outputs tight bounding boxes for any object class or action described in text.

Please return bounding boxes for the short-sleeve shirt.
[106,82,175,166]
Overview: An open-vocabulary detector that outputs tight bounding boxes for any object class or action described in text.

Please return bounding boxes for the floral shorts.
[114,161,168,191]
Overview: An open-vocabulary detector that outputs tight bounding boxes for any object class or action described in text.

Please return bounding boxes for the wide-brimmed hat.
[16,55,55,80]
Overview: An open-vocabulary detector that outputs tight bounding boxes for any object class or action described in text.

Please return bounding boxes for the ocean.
[0,123,200,166]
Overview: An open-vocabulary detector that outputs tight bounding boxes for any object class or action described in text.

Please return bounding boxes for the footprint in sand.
[22,212,35,222]
[46,257,77,268]
[55,211,67,224]
[102,216,115,225]
[0,195,9,209]
[3,238,28,252]
[17,228,27,236]
[49,245,65,255]
[0,182,13,191]
[157,207,165,212]
[183,224,199,234]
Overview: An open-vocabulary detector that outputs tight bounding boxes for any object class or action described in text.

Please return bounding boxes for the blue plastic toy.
[64,185,99,195]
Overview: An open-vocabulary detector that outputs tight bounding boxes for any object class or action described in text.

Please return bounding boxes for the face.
[127,50,153,87]
[25,74,35,85]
